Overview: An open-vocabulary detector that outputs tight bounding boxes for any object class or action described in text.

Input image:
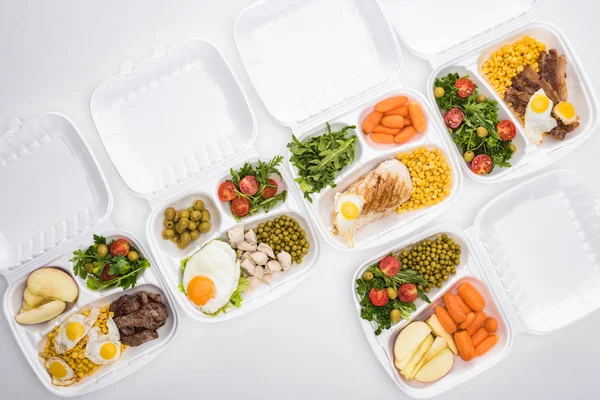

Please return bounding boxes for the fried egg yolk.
[100,342,118,360]
[48,361,67,378]
[530,93,551,113]
[341,201,360,220]
[187,276,216,306]
[66,322,85,341]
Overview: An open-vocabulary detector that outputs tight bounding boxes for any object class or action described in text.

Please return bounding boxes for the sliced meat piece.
[504,88,531,116]
[119,326,136,336]
[138,291,148,305]
[513,65,561,104]
[539,49,568,101]
[147,293,162,303]
[550,119,580,140]
[121,329,159,347]
[109,294,132,315]
[113,302,169,330]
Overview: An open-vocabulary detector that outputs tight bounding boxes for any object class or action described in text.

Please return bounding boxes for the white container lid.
[0,114,112,276]
[384,0,536,63]
[234,0,401,128]
[91,40,257,200]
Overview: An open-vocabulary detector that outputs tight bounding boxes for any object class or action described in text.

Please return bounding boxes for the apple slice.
[14,300,66,325]
[24,287,49,308]
[426,314,458,355]
[27,268,78,302]
[401,334,434,379]
[394,321,432,369]
[21,299,33,312]
[415,347,455,383]
[409,336,448,380]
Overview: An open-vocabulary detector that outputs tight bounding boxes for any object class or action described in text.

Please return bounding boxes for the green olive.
[434,87,445,98]
[97,244,108,257]
[362,271,374,281]
[464,151,475,163]
[476,126,489,138]
[199,222,211,233]
[162,229,175,240]
[190,230,201,240]
[188,220,198,231]
[177,240,189,249]
[387,287,397,300]
[174,211,180,222]
[164,207,176,220]
[171,234,180,243]
[390,309,401,323]
[127,251,139,262]
[84,263,94,273]
[190,210,202,222]
[509,143,517,152]
[193,200,205,210]
[178,218,189,229]
[201,209,210,222]
[179,210,190,219]
[176,225,186,234]
[163,219,174,229]
[180,231,192,244]
[476,94,487,103]
[187,207,194,213]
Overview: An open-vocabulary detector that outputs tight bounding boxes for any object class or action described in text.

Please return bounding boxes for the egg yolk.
[49,361,67,378]
[100,342,118,360]
[531,94,550,113]
[341,201,360,220]
[66,322,85,341]
[187,276,216,306]
[556,102,575,119]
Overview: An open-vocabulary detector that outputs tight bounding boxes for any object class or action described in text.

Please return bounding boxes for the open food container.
[353,169,600,398]
[0,114,179,396]
[234,0,463,251]
[383,0,599,182]
[90,39,320,323]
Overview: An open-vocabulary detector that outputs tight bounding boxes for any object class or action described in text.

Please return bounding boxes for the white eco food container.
[353,169,600,398]
[234,0,464,251]
[0,114,179,396]
[90,39,320,323]
[383,0,599,182]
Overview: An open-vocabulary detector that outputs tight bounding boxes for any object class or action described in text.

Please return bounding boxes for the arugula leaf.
[178,282,186,294]
[180,255,191,271]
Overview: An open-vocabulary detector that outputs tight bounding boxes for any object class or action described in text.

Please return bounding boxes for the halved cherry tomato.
[455,78,475,98]
[496,120,516,140]
[110,238,130,257]
[100,264,118,281]
[444,108,465,129]
[218,181,236,202]
[231,196,250,217]
[239,175,259,196]
[368,288,389,307]
[379,256,400,277]
[261,178,278,199]
[471,154,493,174]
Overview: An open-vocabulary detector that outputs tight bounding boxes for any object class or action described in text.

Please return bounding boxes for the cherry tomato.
[379,256,400,277]
[231,196,251,217]
[239,175,259,196]
[100,264,118,281]
[444,108,465,129]
[110,238,130,257]
[368,288,389,307]
[455,78,475,98]
[496,120,516,141]
[261,178,278,199]
[471,154,493,175]
[218,181,236,202]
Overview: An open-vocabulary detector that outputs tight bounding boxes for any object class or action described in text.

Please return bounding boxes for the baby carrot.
[466,311,487,335]
[408,101,427,133]
[373,124,400,135]
[385,105,409,117]
[484,317,498,333]
[459,312,475,330]
[456,296,472,314]
[361,110,383,134]
[475,334,499,356]
[454,330,475,361]
[375,96,409,113]
[458,282,486,311]
[394,126,417,144]
[370,133,395,144]
[443,293,466,323]
[380,115,405,129]
[403,116,412,126]
[435,306,457,334]
[471,327,490,347]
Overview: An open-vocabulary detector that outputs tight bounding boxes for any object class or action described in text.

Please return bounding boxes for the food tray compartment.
[287,87,462,250]
[146,161,319,322]
[3,230,177,397]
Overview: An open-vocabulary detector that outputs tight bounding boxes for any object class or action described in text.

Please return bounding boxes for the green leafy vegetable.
[434,73,514,168]
[178,282,186,294]
[287,123,357,202]
[210,275,249,316]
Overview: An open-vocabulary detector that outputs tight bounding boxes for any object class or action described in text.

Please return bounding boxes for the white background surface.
[1,0,599,399]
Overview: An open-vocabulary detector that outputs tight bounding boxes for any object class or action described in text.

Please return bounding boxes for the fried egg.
[333,193,365,248]
[85,317,121,365]
[524,88,557,145]
[54,308,100,354]
[553,101,578,125]
[44,357,77,386]
[182,240,240,315]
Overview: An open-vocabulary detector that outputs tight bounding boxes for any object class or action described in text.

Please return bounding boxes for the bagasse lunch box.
[90,39,320,323]
[353,169,600,398]
[0,114,179,396]
[233,0,464,251]
[383,0,599,182]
